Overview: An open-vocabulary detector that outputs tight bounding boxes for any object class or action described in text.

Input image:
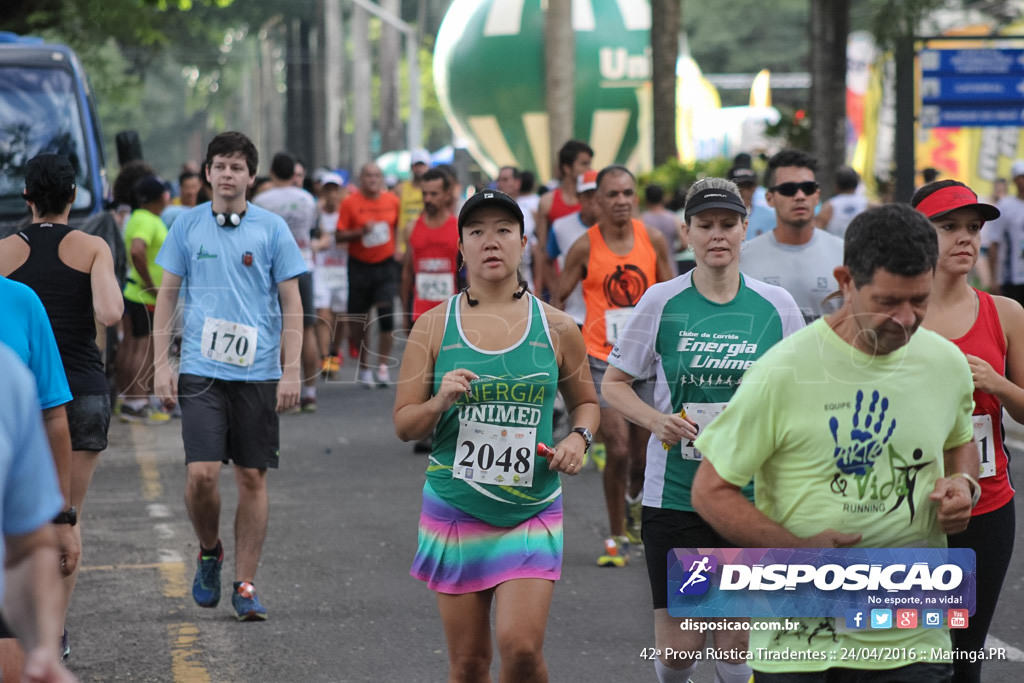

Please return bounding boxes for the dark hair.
[645,184,665,205]
[179,170,200,186]
[844,204,938,287]
[519,170,536,194]
[596,164,636,190]
[421,167,451,190]
[499,166,521,180]
[910,179,966,208]
[270,152,296,181]
[205,132,258,176]
[24,154,77,216]
[113,160,156,208]
[764,149,818,188]
[557,140,594,176]
[922,167,939,184]
[835,166,860,192]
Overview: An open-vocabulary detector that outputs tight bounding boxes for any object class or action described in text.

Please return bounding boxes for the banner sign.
[667,548,975,620]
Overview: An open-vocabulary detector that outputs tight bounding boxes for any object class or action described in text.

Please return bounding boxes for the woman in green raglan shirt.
[603,178,804,683]
[394,189,599,682]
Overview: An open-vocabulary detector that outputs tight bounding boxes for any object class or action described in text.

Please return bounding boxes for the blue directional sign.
[920,48,1024,76]
[921,75,1024,103]
[919,48,1024,128]
[920,104,1024,128]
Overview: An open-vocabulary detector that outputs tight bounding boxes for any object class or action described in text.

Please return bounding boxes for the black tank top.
[9,223,106,396]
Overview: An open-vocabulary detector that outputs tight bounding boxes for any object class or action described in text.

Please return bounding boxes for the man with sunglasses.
[740,149,843,322]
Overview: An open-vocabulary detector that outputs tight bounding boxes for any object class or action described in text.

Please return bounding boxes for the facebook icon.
[845,610,866,629]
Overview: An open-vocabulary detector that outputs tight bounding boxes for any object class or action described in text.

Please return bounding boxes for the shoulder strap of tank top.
[977,289,1008,355]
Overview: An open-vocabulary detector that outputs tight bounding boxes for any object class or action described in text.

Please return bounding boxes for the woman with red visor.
[914,180,1018,683]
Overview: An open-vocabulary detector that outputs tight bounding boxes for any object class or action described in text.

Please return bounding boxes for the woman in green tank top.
[394,189,599,682]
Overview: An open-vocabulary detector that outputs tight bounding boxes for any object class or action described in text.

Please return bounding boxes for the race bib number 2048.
[453,420,537,487]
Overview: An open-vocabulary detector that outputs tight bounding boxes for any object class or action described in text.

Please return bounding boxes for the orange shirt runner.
[581,218,658,361]
[337,191,401,264]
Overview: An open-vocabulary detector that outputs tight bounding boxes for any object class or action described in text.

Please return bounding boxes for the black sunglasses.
[770,181,819,196]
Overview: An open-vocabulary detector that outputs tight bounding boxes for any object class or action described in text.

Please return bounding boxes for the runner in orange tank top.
[558,165,674,565]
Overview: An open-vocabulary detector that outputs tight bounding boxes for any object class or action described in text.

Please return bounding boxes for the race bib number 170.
[201,317,258,367]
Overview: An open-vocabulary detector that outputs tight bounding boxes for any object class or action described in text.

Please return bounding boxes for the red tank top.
[950,289,1015,515]
[581,219,658,360]
[548,187,579,223]
[409,214,459,321]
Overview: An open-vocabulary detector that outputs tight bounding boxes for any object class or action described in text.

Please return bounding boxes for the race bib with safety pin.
[452,420,537,487]
[201,317,258,367]
[972,414,997,479]
[680,402,729,461]
[416,272,455,302]
[605,306,635,346]
[362,221,391,248]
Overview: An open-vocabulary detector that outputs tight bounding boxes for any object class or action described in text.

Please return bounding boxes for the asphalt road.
[64,366,1024,682]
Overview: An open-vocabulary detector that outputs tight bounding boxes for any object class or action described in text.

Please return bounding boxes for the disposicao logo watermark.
[678,554,718,596]
[667,548,976,620]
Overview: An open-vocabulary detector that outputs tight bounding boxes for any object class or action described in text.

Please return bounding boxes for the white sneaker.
[358,368,374,388]
[375,364,391,387]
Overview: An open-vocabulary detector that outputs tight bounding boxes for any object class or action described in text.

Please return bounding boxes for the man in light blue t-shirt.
[0,343,72,681]
[154,132,305,623]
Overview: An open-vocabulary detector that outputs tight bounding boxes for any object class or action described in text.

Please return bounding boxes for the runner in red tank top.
[558,165,674,566]
[402,169,459,324]
[916,180,1021,683]
[535,140,593,296]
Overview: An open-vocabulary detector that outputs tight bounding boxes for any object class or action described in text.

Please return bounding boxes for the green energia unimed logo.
[197,245,218,260]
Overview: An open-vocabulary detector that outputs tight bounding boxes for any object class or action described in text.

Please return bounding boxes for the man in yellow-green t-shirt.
[692,204,978,681]
[119,175,169,421]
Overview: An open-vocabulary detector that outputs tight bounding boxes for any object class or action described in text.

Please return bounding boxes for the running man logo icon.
[678,554,717,596]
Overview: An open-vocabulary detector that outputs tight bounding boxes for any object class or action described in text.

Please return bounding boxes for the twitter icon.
[871,609,892,629]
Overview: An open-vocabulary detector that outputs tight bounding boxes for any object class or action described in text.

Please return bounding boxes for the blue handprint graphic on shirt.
[828,389,896,476]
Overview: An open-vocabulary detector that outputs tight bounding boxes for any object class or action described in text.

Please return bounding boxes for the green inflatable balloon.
[434,0,652,181]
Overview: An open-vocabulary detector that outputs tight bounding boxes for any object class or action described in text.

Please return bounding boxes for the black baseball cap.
[684,186,748,222]
[24,154,76,199]
[458,189,524,229]
[727,166,758,186]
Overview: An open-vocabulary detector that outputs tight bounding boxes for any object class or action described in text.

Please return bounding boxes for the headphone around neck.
[212,209,245,227]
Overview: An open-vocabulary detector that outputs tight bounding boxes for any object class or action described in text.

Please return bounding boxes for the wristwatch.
[571,427,593,453]
[52,507,77,526]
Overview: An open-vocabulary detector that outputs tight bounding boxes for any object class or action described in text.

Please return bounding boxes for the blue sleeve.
[4,367,63,536]
[546,225,560,260]
[26,293,71,410]
[156,216,190,277]
[271,219,308,283]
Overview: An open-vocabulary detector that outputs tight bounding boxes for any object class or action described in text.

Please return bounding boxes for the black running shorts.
[347,257,397,315]
[66,393,111,452]
[641,506,733,610]
[178,373,279,469]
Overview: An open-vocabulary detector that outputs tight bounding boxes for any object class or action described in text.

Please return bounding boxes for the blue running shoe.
[192,543,223,607]
[232,581,267,621]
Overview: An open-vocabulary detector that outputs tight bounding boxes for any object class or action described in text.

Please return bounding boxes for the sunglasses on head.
[770,181,819,196]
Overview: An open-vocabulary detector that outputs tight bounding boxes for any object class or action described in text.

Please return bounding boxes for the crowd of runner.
[0,131,1018,683]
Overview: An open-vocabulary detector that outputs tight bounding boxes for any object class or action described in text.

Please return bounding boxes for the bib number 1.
[972,414,996,479]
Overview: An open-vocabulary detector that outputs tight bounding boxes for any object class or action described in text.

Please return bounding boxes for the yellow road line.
[168,623,211,683]
[128,424,210,683]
